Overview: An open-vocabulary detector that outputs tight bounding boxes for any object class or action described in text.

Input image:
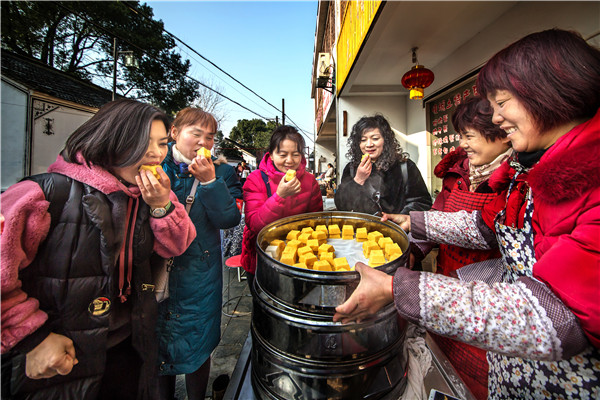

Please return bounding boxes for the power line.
[51,2,272,121]
[50,1,313,142]
[121,1,314,141]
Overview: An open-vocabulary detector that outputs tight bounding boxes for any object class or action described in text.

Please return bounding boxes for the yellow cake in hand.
[362,154,370,162]
[197,147,212,158]
[284,169,296,182]
[139,164,161,180]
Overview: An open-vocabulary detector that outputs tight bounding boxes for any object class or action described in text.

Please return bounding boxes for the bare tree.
[192,77,229,127]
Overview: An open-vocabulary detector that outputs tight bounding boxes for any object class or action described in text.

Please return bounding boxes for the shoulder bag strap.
[401,161,409,199]
[185,179,200,214]
[260,171,272,198]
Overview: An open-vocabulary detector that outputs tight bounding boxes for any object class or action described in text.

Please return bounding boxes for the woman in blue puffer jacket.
[156,108,242,400]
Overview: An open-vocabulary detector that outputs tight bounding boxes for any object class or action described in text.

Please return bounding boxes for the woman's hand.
[189,154,216,184]
[276,175,301,199]
[26,333,78,379]
[137,166,171,209]
[333,263,394,324]
[381,213,411,232]
[354,155,372,185]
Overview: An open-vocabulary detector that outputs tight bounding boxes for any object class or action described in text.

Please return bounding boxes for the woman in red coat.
[402,96,512,399]
[335,29,600,399]
[241,126,323,289]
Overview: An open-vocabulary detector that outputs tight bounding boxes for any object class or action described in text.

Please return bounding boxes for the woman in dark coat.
[334,114,432,215]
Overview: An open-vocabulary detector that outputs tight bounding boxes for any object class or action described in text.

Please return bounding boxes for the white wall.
[336,95,433,188]
[1,80,29,190]
[314,141,335,174]
[426,1,600,98]
[31,99,95,176]
[402,1,600,191]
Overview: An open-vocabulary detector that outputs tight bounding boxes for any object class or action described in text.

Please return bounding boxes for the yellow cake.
[197,147,212,158]
[284,169,296,182]
[299,253,318,268]
[286,230,301,241]
[138,164,161,180]
[313,260,332,271]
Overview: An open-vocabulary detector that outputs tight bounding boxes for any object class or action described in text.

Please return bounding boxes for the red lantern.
[401,48,434,100]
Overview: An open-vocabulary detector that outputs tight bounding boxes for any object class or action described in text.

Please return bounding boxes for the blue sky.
[147,1,318,144]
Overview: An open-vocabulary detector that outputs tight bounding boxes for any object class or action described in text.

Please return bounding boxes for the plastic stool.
[225,255,244,282]
[223,255,250,318]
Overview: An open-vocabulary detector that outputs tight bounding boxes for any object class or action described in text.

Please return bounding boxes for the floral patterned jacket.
[392,110,600,398]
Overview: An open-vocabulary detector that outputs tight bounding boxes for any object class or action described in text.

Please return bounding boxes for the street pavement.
[175,261,253,400]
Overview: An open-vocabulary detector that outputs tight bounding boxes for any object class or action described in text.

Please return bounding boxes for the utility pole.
[275,116,279,126]
[282,98,285,125]
[112,38,118,101]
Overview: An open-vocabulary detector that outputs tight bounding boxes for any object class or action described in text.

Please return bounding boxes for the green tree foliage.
[214,131,243,160]
[229,119,278,159]
[1,1,197,114]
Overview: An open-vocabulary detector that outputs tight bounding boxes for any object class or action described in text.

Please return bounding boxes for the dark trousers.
[98,338,141,400]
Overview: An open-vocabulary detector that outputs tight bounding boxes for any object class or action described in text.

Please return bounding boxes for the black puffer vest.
[5,173,159,400]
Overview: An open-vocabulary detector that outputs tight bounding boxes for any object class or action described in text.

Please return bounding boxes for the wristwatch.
[150,201,172,218]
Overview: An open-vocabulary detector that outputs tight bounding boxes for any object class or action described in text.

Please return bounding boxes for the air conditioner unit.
[317,53,331,78]
[316,53,333,88]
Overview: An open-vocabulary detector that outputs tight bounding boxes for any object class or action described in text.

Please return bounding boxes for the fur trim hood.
[434,147,468,178]
[489,109,600,203]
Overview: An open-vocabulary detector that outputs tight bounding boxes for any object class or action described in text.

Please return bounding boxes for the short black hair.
[268,125,305,155]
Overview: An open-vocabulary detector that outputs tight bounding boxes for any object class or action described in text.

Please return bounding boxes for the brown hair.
[172,107,218,133]
[477,29,600,134]
[452,96,507,142]
[63,99,170,169]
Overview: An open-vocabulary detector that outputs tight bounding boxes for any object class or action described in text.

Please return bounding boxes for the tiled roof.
[1,50,115,108]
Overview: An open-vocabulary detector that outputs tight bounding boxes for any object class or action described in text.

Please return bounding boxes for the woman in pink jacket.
[241,125,323,289]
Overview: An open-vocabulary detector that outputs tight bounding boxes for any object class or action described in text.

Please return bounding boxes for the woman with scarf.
[157,108,242,400]
[386,96,511,399]
[241,125,323,290]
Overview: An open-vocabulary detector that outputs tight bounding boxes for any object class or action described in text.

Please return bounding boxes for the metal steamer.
[251,211,410,399]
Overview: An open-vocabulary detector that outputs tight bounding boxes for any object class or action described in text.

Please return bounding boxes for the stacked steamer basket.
[252,211,410,400]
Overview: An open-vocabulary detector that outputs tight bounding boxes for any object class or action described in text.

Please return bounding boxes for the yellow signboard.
[336,1,383,94]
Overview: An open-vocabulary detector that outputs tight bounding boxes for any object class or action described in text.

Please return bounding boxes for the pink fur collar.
[47,154,141,197]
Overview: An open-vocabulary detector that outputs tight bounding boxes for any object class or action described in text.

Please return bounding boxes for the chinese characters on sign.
[426,74,478,194]
[427,75,478,158]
